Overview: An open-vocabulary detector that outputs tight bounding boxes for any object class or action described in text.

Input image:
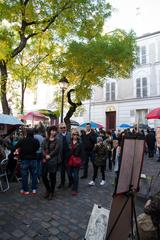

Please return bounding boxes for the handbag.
[68,155,81,168]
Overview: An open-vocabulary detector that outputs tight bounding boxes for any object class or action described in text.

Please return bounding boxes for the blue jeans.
[70,167,79,192]
[21,160,38,192]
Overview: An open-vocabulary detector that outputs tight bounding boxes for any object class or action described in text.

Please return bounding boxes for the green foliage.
[52,29,137,101]
[0,0,136,116]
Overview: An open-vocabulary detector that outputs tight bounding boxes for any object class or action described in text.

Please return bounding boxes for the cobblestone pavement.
[0,154,160,240]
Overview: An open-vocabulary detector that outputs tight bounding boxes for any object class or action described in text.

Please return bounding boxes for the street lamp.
[59,76,69,123]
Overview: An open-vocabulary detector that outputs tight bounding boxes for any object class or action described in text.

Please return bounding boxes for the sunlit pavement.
[0,153,160,240]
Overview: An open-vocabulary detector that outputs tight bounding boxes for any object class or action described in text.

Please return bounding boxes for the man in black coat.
[145,129,156,158]
[81,123,97,179]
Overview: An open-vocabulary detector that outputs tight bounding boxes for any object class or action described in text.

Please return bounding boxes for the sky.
[104,0,160,36]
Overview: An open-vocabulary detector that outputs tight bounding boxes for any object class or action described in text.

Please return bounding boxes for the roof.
[137,30,160,40]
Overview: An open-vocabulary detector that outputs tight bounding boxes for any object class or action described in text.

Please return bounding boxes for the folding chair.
[0,159,10,192]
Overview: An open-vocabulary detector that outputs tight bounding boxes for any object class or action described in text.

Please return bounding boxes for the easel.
[106,187,140,240]
[106,136,145,240]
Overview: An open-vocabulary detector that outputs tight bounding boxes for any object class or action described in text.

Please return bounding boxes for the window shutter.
[106,83,110,101]
[136,78,141,98]
[142,77,147,97]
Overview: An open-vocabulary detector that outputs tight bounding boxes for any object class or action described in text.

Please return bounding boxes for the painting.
[85,204,109,240]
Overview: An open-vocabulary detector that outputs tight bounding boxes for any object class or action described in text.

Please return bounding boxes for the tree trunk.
[0,60,10,114]
[20,80,25,114]
[64,89,82,131]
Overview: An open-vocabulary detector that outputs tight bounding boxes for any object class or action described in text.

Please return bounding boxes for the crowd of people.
[0,122,159,201]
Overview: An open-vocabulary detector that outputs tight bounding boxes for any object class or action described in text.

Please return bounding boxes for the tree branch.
[24,0,29,6]
[11,37,28,58]
[11,1,72,58]
[27,53,49,78]
[81,68,93,82]
[64,89,82,130]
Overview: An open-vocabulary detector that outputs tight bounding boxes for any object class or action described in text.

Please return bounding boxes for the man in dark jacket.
[14,128,39,195]
[57,123,71,188]
[81,123,97,179]
[145,129,156,158]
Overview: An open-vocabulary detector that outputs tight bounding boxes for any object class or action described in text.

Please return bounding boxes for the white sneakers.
[100,180,106,186]
[88,180,106,186]
[88,181,95,186]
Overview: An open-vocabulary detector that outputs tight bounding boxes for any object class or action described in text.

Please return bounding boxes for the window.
[137,45,147,65]
[136,77,148,98]
[136,109,148,124]
[141,46,147,64]
[106,81,116,101]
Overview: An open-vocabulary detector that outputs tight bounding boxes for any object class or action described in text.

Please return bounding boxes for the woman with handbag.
[68,129,82,196]
[42,126,60,200]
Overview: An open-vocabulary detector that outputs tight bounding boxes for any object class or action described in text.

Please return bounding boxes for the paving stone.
[58,225,69,233]
[0,232,11,240]
[22,219,32,225]
[27,229,38,238]
[48,236,59,240]
[12,229,24,238]
[34,236,49,240]
[41,221,51,228]
[18,224,30,232]
[30,222,42,231]
[38,228,50,237]
[48,227,60,235]
[68,231,79,239]
[50,220,60,227]
[21,236,31,240]
[57,232,70,240]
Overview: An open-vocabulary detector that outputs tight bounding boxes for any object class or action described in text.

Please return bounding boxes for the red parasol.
[21,111,48,121]
[146,108,160,119]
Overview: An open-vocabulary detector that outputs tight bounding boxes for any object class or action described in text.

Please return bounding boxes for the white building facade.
[74,31,160,130]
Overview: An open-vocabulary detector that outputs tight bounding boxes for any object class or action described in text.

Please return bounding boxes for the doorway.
[106,111,116,131]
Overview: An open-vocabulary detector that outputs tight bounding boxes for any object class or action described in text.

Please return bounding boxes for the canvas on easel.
[106,137,145,240]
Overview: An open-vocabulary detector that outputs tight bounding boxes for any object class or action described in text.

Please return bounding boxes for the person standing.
[34,128,44,180]
[104,131,113,171]
[81,123,97,179]
[156,127,160,162]
[145,129,156,158]
[88,137,107,186]
[68,129,82,196]
[42,126,60,200]
[57,123,71,188]
[14,128,40,195]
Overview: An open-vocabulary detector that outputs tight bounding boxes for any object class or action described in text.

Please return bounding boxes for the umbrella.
[80,121,103,129]
[133,123,148,129]
[38,109,58,118]
[119,123,133,128]
[0,114,24,125]
[70,120,80,126]
[21,111,48,121]
[146,108,160,119]
[0,114,24,136]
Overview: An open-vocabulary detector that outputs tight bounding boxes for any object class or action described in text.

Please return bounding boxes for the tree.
[0,0,111,114]
[53,30,137,127]
[64,89,82,130]
[9,36,56,114]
